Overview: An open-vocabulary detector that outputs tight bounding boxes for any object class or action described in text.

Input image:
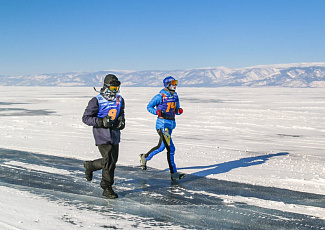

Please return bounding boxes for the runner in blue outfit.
[139,76,185,181]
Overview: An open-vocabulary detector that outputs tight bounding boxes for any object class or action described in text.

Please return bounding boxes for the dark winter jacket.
[82,95,125,146]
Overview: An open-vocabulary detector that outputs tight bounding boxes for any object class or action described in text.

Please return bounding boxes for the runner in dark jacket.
[82,74,125,199]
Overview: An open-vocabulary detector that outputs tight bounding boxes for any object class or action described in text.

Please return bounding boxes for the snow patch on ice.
[193,190,325,220]
[4,161,71,175]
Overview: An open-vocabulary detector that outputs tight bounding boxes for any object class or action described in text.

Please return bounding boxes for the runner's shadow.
[178,152,289,177]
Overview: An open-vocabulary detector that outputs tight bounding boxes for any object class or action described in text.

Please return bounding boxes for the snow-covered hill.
[1,63,325,87]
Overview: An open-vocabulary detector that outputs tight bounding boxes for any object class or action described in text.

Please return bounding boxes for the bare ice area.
[0,86,324,229]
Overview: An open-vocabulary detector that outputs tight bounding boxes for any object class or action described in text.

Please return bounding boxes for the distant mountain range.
[1,63,325,87]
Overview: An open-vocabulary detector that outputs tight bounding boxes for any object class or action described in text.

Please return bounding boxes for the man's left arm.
[176,97,183,115]
[116,97,125,130]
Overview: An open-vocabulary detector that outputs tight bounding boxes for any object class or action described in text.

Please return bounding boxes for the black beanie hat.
[104,74,121,87]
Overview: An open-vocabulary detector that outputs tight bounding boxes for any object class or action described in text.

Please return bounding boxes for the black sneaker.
[84,161,93,181]
[171,172,186,181]
[139,154,147,170]
[102,186,118,199]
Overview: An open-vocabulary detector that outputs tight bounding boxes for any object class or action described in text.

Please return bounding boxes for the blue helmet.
[163,76,176,88]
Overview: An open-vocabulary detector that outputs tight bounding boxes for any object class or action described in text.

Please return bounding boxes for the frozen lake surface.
[0,86,324,229]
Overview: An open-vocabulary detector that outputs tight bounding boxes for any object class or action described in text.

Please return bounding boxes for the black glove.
[97,116,113,128]
[115,116,125,130]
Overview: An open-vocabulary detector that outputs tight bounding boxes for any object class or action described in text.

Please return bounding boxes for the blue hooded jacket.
[147,88,181,130]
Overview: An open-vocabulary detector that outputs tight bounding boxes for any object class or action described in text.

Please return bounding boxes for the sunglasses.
[104,82,120,93]
[103,85,119,93]
[108,85,120,93]
[170,80,178,86]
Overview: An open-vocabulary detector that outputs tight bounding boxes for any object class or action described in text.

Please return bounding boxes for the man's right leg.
[84,144,115,185]
[84,148,107,181]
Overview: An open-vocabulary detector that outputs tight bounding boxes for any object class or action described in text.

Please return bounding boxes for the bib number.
[166,102,176,113]
[108,109,117,120]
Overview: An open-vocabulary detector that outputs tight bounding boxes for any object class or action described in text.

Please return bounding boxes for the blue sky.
[1,0,325,76]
